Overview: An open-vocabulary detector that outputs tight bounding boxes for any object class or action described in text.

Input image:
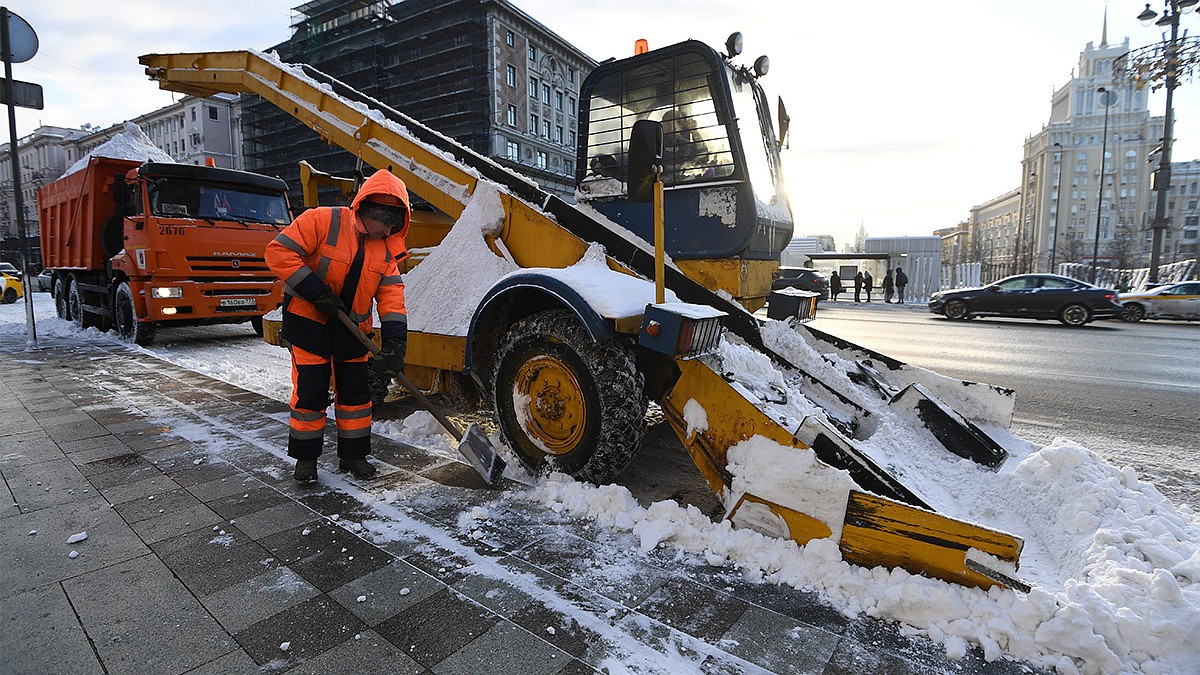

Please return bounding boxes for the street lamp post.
[1091,87,1115,284]
[1123,0,1200,284]
[1050,142,1064,271]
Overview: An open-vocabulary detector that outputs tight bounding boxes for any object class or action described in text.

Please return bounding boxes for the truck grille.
[185,256,270,273]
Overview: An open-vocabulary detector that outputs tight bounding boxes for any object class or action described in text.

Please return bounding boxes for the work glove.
[309,286,344,323]
[373,336,406,378]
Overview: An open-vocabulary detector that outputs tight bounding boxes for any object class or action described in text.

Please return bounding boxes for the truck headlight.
[152,286,183,299]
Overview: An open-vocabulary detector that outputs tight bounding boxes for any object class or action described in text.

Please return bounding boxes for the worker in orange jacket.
[265,169,410,482]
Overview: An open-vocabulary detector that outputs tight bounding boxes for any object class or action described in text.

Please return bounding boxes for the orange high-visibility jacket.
[265,170,410,339]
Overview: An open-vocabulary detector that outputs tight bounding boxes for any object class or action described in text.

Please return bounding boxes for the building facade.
[1163,160,1200,263]
[1019,32,1166,274]
[242,0,596,205]
[966,188,1021,282]
[0,126,77,267]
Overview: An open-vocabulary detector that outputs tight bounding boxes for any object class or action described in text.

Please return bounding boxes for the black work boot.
[339,457,377,479]
[294,459,318,483]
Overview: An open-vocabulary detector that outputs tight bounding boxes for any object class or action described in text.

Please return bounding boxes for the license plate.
[218,298,256,308]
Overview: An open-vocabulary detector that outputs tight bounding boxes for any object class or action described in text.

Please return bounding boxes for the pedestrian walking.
[829,271,842,301]
[882,269,894,303]
[265,169,412,483]
[854,271,863,303]
[895,266,909,304]
[864,271,874,302]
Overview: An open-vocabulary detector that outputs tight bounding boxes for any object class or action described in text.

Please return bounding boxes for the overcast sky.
[8,1,1199,248]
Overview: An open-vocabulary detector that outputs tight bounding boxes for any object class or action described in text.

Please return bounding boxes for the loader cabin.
[575,33,793,309]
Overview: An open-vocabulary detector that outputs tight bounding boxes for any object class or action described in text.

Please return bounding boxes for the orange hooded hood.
[351,169,412,242]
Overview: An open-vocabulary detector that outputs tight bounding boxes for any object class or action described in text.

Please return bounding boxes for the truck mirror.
[627,119,663,203]
[777,97,791,151]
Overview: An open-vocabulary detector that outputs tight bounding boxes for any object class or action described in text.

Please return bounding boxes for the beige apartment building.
[967,187,1021,281]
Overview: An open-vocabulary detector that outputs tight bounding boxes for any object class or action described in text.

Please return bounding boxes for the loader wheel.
[1058,303,1091,327]
[68,278,97,329]
[943,299,969,320]
[2,288,14,304]
[114,282,156,346]
[55,278,70,320]
[493,310,647,484]
[1120,303,1145,322]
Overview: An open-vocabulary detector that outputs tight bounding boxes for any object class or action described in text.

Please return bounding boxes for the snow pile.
[373,411,456,457]
[512,242,680,319]
[403,183,518,336]
[64,122,174,177]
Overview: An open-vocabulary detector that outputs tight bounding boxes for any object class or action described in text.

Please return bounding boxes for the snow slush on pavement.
[129,41,1200,673]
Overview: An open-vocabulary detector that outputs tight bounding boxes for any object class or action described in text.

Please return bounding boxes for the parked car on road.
[772,267,829,301]
[1118,281,1200,322]
[928,274,1121,326]
[34,270,53,292]
[2,271,24,304]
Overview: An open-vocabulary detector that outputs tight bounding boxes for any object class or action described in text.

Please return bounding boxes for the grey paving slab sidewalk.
[0,334,1044,674]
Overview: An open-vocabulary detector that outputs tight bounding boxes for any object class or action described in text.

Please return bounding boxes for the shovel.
[336,310,506,485]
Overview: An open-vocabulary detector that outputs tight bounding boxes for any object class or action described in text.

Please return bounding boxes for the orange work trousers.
[287,345,372,460]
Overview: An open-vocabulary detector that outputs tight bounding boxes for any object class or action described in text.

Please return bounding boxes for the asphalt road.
[807,301,1200,510]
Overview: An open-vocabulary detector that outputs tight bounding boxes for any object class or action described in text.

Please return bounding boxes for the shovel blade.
[458,423,505,485]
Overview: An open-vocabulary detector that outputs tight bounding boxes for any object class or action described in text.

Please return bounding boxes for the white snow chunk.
[66,531,88,544]
[68,550,79,559]
[279,642,291,652]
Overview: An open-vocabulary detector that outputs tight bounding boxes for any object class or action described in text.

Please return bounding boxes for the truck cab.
[575,35,792,309]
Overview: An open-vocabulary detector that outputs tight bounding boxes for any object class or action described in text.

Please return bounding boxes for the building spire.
[1100,4,1109,48]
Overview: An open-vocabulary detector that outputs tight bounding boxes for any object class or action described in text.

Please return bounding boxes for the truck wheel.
[55,278,70,320]
[250,316,264,337]
[114,282,156,346]
[492,309,647,484]
[68,278,97,329]
[2,288,14,304]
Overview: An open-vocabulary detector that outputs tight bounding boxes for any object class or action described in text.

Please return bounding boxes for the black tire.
[1059,303,1091,327]
[2,287,15,304]
[492,309,647,484]
[55,278,70,320]
[943,299,969,320]
[113,282,156,345]
[1120,303,1145,322]
[250,316,264,337]
[68,277,96,329]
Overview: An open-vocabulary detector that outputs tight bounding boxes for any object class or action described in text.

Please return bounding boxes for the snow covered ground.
[3,291,1198,674]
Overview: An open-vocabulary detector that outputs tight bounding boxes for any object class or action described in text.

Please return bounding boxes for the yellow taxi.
[1,271,24,304]
[1118,281,1200,322]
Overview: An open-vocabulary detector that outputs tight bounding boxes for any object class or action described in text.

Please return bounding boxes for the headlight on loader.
[639,303,726,359]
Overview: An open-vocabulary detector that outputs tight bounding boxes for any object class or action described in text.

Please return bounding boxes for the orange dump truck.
[38,158,291,345]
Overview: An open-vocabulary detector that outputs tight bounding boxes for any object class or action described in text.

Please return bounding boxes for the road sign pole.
[1,6,36,347]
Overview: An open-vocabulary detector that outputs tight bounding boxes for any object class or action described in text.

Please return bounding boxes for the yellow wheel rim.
[513,354,587,456]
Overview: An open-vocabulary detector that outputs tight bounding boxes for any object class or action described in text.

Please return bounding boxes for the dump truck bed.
[39,157,141,270]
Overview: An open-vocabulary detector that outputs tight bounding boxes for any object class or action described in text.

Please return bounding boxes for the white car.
[1118,281,1200,322]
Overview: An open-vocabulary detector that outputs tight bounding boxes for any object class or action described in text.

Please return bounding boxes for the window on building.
[569,130,576,147]
[506,65,516,87]
[529,76,538,98]
[1188,199,1198,210]
[555,91,563,111]
[568,96,576,116]
[191,108,196,122]
[537,151,547,169]
[555,125,563,144]
[208,107,219,121]
[506,30,515,47]
[530,113,538,134]
[542,84,550,104]
[529,45,537,61]
[543,120,550,138]
[506,140,519,161]
[507,105,517,126]
[568,68,575,84]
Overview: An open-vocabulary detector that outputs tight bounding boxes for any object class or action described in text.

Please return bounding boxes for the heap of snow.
[64,122,174,177]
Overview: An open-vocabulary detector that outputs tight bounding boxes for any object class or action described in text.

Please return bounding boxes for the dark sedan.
[928,274,1121,326]
[772,267,829,301]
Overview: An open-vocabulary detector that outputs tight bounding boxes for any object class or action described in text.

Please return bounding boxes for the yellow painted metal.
[298,160,356,207]
[840,491,1022,589]
[676,258,777,312]
[406,331,467,372]
[654,174,665,305]
[727,493,834,542]
[663,357,1023,590]
[513,354,587,456]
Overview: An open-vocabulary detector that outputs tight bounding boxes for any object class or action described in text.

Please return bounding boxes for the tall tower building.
[1020,22,1164,273]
